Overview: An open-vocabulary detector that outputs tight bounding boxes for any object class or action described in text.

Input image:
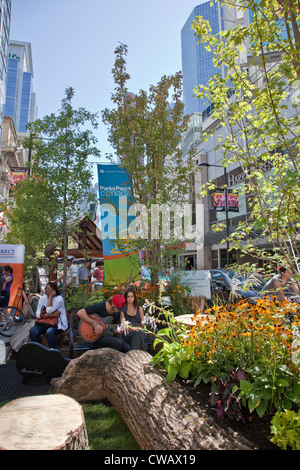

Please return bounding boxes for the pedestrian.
[78,260,91,288]
[2,265,13,307]
[54,256,78,297]
[0,265,5,307]
[93,261,104,283]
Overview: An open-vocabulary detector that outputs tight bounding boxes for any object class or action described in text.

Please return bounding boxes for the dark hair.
[278,266,287,274]
[47,282,60,296]
[4,265,13,274]
[124,288,137,308]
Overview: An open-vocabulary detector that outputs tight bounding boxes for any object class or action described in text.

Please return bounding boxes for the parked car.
[208,269,265,305]
[140,267,170,284]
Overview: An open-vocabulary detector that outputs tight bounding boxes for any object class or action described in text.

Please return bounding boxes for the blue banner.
[97,164,139,285]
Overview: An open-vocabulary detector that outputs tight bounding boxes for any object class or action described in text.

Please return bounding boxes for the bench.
[68,312,157,358]
[68,312,90,358]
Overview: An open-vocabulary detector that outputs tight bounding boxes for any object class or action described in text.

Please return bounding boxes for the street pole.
[198,162,230,267]
[224,166,230,267]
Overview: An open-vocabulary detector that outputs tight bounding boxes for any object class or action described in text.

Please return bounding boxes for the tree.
[102,44,195,286]
[192,0,300,274]
[5,87,100,297]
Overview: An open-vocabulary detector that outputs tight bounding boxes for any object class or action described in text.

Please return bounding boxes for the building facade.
[179,3,299,271]
[0,0,12,143]
[181,1,247,116]
[4,40,37,133]
[181,1,225,116]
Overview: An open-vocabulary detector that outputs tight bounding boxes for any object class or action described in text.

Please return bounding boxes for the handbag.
[35,306,59,327]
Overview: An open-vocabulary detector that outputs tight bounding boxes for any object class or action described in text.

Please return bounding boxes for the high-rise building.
[4,40,37,133]
[0,0,12,142]
[181,1,226,116]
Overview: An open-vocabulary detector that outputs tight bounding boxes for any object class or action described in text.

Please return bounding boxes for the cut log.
[51,348,260,450]
[0,394,89,450]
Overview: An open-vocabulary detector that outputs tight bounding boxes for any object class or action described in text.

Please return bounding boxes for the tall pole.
[224,166,230,267]
[198,162,230,267]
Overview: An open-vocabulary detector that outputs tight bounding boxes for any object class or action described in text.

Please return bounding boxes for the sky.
[10,0,202,181]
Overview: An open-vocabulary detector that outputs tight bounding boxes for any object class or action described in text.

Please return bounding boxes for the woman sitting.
[30,282,68,349]
[263,266,300,302]
[120,287,146,351]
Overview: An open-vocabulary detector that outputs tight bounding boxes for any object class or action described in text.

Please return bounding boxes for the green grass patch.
[82,401,140,450]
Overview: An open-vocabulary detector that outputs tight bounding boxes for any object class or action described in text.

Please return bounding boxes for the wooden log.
[0,394,89,450]
[51,349,260,450]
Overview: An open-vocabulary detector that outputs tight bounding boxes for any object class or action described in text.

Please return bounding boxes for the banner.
[214,189,239,212]
[0,244,25,305]
[9,167,27,191]
[97,164,139,285]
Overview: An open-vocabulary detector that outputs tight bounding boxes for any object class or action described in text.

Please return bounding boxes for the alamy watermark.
[100,197,204,243]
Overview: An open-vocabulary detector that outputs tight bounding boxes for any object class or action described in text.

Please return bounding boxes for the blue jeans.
[30,324,58,349]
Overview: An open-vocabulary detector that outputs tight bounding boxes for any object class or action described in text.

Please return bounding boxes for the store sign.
[227,162,272,187]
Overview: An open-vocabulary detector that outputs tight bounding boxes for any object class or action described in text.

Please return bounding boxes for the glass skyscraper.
[181,1,224,116]
[4,40,37,133]
[0,0,12,142]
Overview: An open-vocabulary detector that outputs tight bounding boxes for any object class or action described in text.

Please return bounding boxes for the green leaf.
[240,380,253,394]
[277,379,290,388]
[256,399,268,417]
[178,362,190,379]
[166,365,179,383]
[248,395,261,414]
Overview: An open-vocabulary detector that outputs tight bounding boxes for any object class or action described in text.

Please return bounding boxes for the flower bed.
[151,296,300,449]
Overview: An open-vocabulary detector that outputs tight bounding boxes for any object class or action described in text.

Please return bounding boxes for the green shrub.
[270,409,300,450]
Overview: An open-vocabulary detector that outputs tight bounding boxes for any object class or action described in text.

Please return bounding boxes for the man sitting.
[76,294,130,352]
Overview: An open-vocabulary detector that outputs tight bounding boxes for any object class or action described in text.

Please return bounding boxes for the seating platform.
[0,361,50,402]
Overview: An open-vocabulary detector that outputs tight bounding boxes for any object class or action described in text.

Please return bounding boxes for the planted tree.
[193,0,300,274]
[4,87,100,298]
[102,44,195,286]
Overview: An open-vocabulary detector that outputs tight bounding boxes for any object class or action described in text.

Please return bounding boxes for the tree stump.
[51,348,260,450]
[0,394,89,450]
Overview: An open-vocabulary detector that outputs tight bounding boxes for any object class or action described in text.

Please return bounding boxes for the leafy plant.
[165,269,191,316]
[85,289,105,306]
[210,368,247,422]
[239,366,300,417]
[66,286,92,311]
[150,301,194,383]
[270,409,300,450]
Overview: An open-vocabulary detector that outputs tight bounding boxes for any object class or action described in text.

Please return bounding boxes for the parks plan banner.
[97,164,139,285]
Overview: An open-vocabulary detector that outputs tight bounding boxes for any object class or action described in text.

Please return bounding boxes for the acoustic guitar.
[78,314,119,342]
[78,314,144,342]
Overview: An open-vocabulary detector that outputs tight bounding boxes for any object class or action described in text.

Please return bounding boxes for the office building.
[181,1,224,116]
[4,40,37,133]
[181,1,243,116]
[0,0,12,142]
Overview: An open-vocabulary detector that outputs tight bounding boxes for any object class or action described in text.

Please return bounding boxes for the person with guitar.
[76,294,131,352]
[119,287,147,351]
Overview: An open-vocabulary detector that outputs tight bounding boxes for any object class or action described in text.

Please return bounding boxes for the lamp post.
[198,162,230,267]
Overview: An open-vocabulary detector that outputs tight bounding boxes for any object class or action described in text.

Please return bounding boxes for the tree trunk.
[0,394,89,450]
[51,349,260,450]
